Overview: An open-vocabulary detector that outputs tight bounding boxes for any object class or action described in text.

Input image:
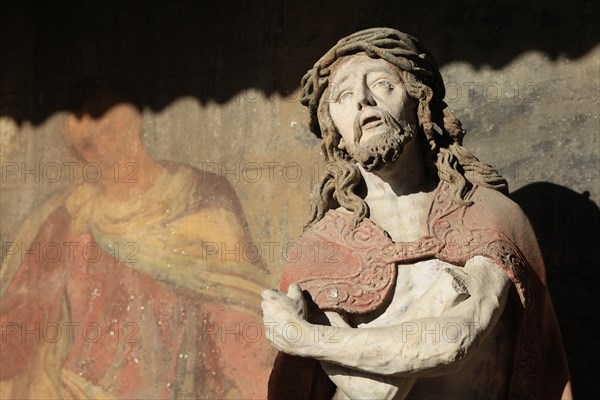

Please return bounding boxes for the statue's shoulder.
[280,209,396,313]
[467,185,533,234]
[466,186,545,280]
[306,209,390,244]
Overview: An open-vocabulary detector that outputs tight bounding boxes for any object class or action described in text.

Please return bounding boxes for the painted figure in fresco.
[1,79,272,398]
[262,28,572,399]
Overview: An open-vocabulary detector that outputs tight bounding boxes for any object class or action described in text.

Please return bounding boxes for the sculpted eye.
[373,79,394,91]
[338,91,353,103]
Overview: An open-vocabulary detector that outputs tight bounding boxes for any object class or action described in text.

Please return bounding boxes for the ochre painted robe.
[1,162,273,399]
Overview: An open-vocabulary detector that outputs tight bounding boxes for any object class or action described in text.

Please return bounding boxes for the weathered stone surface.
[263,28,573,400]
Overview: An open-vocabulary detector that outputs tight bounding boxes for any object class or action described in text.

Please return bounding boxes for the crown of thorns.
[300,27,445,138]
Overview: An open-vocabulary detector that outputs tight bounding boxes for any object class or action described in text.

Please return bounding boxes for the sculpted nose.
[357,85,376,110]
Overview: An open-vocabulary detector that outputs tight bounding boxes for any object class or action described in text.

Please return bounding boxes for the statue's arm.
[320,358,415,400]
[262,255,511,377]
[314,312,414,399]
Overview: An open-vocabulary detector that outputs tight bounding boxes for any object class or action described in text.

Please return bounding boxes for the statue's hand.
[261,284,310,355]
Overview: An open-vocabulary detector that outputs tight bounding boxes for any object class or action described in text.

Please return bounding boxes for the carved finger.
[261,288,280,301]
[325,311,351,328]
[287,283,303,300]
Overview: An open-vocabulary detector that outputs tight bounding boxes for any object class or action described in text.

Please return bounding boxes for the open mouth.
[362,116,383,129]
[360,111,385,130]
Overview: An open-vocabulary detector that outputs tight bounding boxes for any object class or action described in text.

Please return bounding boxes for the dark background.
[1,0,597,122]
[1,0,598,397]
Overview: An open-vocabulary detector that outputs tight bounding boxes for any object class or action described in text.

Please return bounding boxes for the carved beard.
[346,108,416,172]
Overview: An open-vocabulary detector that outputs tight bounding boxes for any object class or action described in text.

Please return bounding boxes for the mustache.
[352,107,403,145]
[347,109,417,172]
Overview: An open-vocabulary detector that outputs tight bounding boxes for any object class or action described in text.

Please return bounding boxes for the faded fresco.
[0,80,274,398]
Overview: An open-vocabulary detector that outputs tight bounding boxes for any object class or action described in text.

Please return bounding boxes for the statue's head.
[301,28,461,167]
[301,28,507,227]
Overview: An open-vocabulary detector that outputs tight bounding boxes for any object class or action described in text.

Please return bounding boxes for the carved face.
[328,54,417,170]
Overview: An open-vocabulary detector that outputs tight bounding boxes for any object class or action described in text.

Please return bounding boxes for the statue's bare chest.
[351,259,454,328]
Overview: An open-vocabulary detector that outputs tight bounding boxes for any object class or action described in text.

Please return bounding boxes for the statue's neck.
[360,135,436,195]
[359,138,438,242]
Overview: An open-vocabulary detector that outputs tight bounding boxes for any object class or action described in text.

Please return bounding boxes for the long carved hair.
[300,28,508,229]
